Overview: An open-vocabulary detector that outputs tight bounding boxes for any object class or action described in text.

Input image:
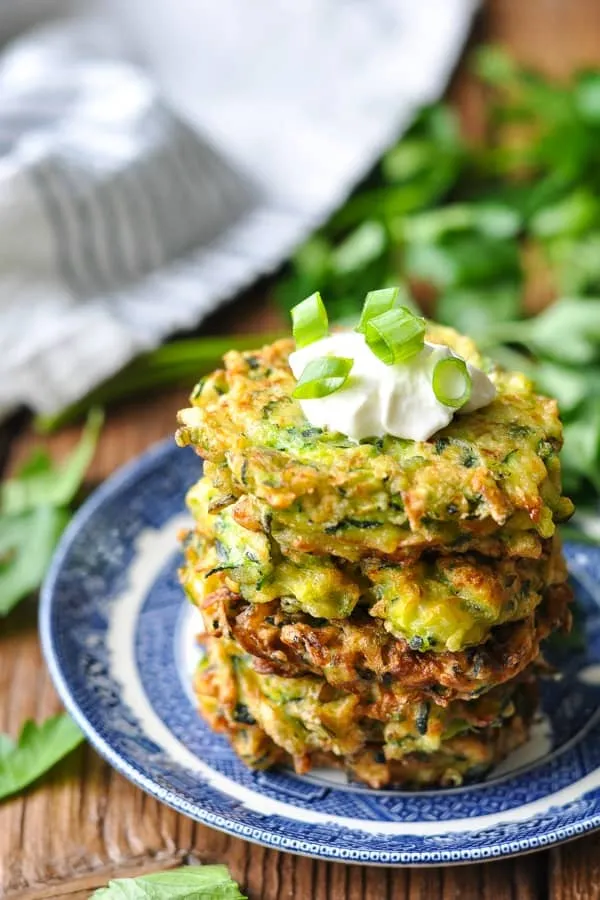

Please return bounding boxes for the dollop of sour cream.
[288,331,496,442]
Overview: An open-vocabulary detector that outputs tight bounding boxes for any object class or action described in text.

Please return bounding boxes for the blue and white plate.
[40,440,600,865]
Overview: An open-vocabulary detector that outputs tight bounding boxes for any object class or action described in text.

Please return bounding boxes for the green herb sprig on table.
[0,408,103,616]
[91,864,246,899]
[0,412,102,802]
[0,714,83,801]
[35,335,283,434]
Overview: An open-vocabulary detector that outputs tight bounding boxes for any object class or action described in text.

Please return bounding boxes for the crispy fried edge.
[196,581,571,705]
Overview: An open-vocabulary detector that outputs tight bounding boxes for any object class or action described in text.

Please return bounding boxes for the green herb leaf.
[404,235,521,289]
[525,298,600,365]
[381,139,437,182]
[575,71,600,123]
[546,232,600,295]
[530,189,599,239]
[561,400,600,493]
[473,45,519,86]
[91,864,246,899]
[0,407,102,614]
[1,409,103,515]
[482,298,600,366]
[418,103,462,149]
[0,506,70,616]
[0,714,83,801]
[402,204,520,243]
[559,523,600,547]
[293,236,331,281]
[16,448,53,479]
[529,360,600,414]
[330,221,387,275]
[0,734,15,758]
[436,285,521,338]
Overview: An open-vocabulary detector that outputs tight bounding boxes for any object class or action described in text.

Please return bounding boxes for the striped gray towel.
[0,0,478,419]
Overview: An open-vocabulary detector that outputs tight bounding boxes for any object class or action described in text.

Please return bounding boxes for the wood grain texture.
[3,1,600,897]
[486,0,600,78]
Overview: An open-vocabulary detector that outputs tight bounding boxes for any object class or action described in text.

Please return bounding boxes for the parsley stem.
[35,332,283,433]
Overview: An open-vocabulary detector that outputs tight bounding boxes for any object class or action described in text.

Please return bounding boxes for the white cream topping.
[288,331,496,442]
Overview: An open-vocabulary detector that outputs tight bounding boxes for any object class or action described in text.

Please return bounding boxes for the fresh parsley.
[0,408,102,615]
[0,506,70,617]
[2,407,103,514]
[0,714,84,801]
[90,864,246,899]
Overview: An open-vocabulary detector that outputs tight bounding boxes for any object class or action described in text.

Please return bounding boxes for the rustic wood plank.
[409,868,443,900]
[487,0,600,79]
[482,855,546,900]
[550,834,600,900]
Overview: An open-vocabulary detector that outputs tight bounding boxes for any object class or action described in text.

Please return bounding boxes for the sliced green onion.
[432,357,472,408]
[356,287,400,333]
[292,356,353,399]
[291,292,329,348]
[365,307,426,365]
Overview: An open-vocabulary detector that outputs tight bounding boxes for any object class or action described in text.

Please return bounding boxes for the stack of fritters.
[176,325,573,788]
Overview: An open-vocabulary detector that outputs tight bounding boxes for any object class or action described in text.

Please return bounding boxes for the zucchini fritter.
[195,635,536,788]
[363,539,566,652]
[176,328,573,562]
[182,484,567,651]
[192,578,571,704]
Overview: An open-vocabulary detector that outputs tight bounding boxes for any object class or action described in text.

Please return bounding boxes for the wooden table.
[3,1,600,897]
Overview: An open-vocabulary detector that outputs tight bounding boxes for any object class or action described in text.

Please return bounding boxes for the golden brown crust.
[176,331,573,563]
[194,638,537,788]
[200,718,532,789]
[198,581,571,705]
[182,484,568,651]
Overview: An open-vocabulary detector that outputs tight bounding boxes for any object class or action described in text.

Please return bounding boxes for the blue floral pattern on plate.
[40,440,600,864]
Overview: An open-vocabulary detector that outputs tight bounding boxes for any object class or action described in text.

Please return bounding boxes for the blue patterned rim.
[40,439,600,864]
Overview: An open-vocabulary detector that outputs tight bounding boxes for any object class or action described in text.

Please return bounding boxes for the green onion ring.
[291,292,329,348]
[432,357,472,408]
[365,307,426,365]
[292,356,353,399]
[356,287,400,334]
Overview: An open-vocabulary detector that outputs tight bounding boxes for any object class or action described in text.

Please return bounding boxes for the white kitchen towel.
[0,0,478,419]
